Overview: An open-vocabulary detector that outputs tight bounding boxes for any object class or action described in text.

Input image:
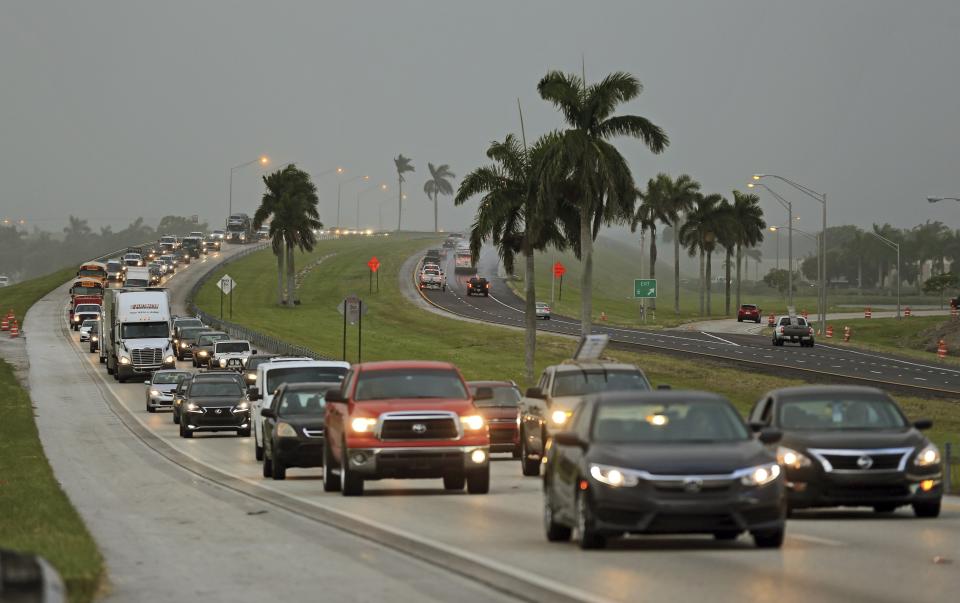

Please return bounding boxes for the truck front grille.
[379,412,459,441]
[131,348,163,366]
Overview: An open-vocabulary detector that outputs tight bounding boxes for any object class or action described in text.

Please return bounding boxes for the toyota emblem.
[411,423,427,434]
[215,408,222,415]
[856,455,873,470]
[682,477,703,493]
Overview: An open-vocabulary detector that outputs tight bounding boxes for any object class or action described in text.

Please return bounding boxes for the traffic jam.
[66,235,946,551]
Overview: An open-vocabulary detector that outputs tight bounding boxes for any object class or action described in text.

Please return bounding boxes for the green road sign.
[634,278,657,299]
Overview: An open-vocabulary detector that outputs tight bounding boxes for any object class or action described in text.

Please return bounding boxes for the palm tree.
[456,133,566,383]
[423,163,456,233]
[745,247,762,281]
[679,193,723,316]
[536,70,668,336]
[713,199,737,315]
[632,175,676,312]
[729,190,766,309]
[394,154,415,231]
[253,165,323,307]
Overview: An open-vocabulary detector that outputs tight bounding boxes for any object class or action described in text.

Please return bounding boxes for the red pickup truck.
[322,360,490,496]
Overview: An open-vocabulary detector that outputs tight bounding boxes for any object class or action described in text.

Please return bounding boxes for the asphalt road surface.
[23,239,960,603]
[417,247,960,397]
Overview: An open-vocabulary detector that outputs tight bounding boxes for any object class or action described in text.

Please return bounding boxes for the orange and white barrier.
[843,326,851,342]
[904,307,912,318]
[938,339,948,359]
[826,325,834,338]
[864,307,872,319]
[600,311,607,322]
[9,320,19,338]
[768,314,775,327]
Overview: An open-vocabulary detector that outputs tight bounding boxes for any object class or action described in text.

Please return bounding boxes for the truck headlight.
[164,355,175,364]
[914,443,941,467]
[198,350,208,357]
[739,463,781,487]
[277,422,298,438]
[219,358,227,368]
[460,415,484,430]
[73,315,80,322]
[550,410,572,426]
[119,357,131,365]
[350,417,377,433]
[180,342,189,348]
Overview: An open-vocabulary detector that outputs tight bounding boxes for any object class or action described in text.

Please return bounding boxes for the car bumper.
[148,394,175,408]
[183,411,250,431]
[784,470,944,508]
[276,438,325,468]
[778,335,813,343]
[489,425,520,453]
[346,445,490,479]
[588,483,785,535]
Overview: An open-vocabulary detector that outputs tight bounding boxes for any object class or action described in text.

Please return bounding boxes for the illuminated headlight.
[470,449,487,464]
[739,463,781,487]
[461,415,485,430]
[233,401,250,413]
[351,417,377,433]
[186,402,201,411]
[776,446,812,470]
[180,342,189,348]
[150,389,160,396]
[246,373,256,381]
[914,443,941,467]
[91,335,98,342]
[219,358,227,368]
[73,315,81,322]
[589,464,639,488]
[550,409,572,426]
[164,355,175,364]
[516,411,521,426]
[277,422,298,438]
[198,350,208,357]
[119,357,131,365]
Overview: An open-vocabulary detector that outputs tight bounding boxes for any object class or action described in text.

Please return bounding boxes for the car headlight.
[219,358,227,368]
[461,415,485,430]
[187,402,200,411]
[119,357,131,365]
[776,446,812,470]
[91,335,98,341]
[589,464,639,488]
[246,373,256,381]
[914,443,941,467]
[198,350,208,357]
[233,401,250,413]
[551,409,572,426]
[73,315,80,322]
[164,355,175,364]
[739,463,781,487]
[181,342,189,348]
[351,417,377,433]
[149,389,160,396]
[277,422,298,438]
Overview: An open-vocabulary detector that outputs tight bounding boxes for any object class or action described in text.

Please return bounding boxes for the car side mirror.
[553,432,586,448]
[324,390,345,403]
[260,408,275,419]
[913,418,933,430]
[247,387,260,401]
[758,427,783,444]
[657,384,672,390]
[251,350,257,355]
[525,387,544,400]
[748,421,766,433]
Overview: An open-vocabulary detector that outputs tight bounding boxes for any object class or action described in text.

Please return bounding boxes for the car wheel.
[99,356,105,364]
[737,318,742,322]
[443,474,465,490]
[146,401,155,413]
[714,531,740,541]
[544,500,572,542]
[512,444,521,459]
[179,421,192,439]
[520,432,540,477]
[254,429,264,461]
[873,504,897,513]
[466,466,490,494]
[322,439,341,493]
[575,491,606,550]
[341,447,364,497]
[238,427,251,438]
[752,528,784,548]
[262,455,273,478]
[912,500,941,518]
[172,408,180,424]
[272,458,286,480]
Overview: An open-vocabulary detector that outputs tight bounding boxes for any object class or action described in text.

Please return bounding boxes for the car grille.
[487,417,518,425]
[131,348,163,366]
[809,448,912,473]
[379,412,459,441]
[490,430,516,444]
[646,513,739,533]
[822,453,902,471]
[303,428,324,439]
[652,479,733,495]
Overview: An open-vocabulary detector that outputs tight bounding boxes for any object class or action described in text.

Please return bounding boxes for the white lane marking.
[700,332,740,347]
[818,343,960,375]
[789,533,844,547]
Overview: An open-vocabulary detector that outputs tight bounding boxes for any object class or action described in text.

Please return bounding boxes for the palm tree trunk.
[724,248,732,316]
[276,247,285,306]
[706,250,713,317]
[735,244,742,310]
[397,178,403,232]
[649,225,657,311]
[698,250,705,316]
[286,243,296,307]
[580,204,593,336]
[434,193,439,233]
[523,241,536,385]
[674,225,681,315]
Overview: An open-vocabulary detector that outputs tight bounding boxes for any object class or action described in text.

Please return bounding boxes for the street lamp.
[866,230,901,319]
[749,181,796,306]
[229,155,270,218]
[338,174,370,228]
[753,174,828,333]
[357,183,388,229]
[928,196,960,203]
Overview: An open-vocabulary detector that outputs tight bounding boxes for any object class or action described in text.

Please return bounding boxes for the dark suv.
[260,382,337,480]
[179,373,250,438]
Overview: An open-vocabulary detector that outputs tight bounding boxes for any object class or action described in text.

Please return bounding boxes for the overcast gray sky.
[2,1,959,236]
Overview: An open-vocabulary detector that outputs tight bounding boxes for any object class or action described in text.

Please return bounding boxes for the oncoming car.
[145,369,192,413]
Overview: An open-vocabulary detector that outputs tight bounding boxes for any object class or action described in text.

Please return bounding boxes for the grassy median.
[0,360,103,602]
[0,266,75,324]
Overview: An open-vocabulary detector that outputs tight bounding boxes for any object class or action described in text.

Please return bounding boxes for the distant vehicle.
[72,303,101,331]
[123,253,144,268]
[442,238,457,249]
[189,231,205,239]
[181,236,203,258]
[260,382,339,480]
[171,373,194,424]
[174,326,207,360]
[79,319,97,342]
[226,213,253,244]
[144,369,192,413]
[468,380,522,457]
[68,278,104,322]
[204,239,220,252]
[536,301,552,320]
[543,390,786,549]
[519,360,652,476]
[190,331,230,367]
[159,235,178,249]
[772,315,815,347]
[322,360,490,496]
[178,373,250,438]
[171,316,204,345]
[123,267,151,288]
[210,230,225,242]
[105,260,124,284]
[159,255,176,274]
[87,320,101,353]
[738,304,762,323]
[147,263,162,284]
[0,275,9,287]
[423,249,442,265]
[750,385,943,518]
[242,354,278,387]
[466,276,490,296]
[256,226,270,241]
[419,267,446,291]
[211,339,256,370]
[454,248,476,274]
[76,261,108,284]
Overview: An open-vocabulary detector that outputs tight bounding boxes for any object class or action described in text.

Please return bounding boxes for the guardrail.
[184,243,332,360]
[945,442,958,494]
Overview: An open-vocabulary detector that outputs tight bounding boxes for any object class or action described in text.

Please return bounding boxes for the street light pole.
[749,182,794,307]
[338,174,370,229]
[229,156,270,221]
[357,183,388,229]
[866,230,902,319]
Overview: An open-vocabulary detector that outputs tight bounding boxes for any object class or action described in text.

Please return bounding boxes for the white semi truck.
[103,288,176,382]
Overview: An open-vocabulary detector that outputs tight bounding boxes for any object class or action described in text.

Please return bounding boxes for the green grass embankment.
[821,316,960,367]
[0,267,76,323]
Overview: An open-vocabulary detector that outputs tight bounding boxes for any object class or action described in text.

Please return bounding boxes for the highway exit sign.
[634,279,657,299]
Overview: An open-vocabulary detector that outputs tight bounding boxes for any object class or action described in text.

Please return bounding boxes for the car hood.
[350,399,476,417]
[122,338,170,350]
[587,440,773,475]
[782,428,925,451]
[476,406,520,420]
[278,416,326,430]
[151,384,178,393]
[190,396,244,407]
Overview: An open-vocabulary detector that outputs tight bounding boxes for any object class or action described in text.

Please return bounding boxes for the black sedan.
[178,374,251,438]
[466,276,490,296]
[749,385,943,517]
[171,373,193,424]
[259,382,336,479]
[544,391,786,549]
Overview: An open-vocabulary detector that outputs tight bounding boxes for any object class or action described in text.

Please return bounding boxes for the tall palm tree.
[729,190,766,309]
[713,199,738,315]
[679,193,723,316]
[536,70,668,336]
[394,154,415,231]
[253,165,323,307]
[456,133,566,384]
[423,163,456,233]
[632,175,678,312]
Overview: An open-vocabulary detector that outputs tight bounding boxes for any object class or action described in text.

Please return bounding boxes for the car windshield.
[106,262,122,271]
[190,381,243,397]
[354,369,467,401]
[779,397,907,430]
[81,320,97,329]
[216,342,250,353]
[266,367,348,393]
[198,334,229,346]
[742,305,757,310]
[121,322,169,338]
[552,370,651,398]
[72,286,102,295]
[592,400,749,443]
[178,327,205,340]
[278,391,327,416]
[153,372,188,384]
[75,305,100,313]
[78,268,105,278]
[471,385,521,407]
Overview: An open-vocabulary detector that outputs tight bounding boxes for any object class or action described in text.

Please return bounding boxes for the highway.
[417,247,960,397]
[23,241,960,602]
